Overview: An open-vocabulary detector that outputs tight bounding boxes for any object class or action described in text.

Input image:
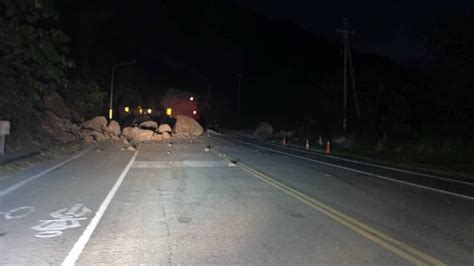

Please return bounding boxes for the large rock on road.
[80,130,106,143]
[81,116,107,132]
[121,127,134,139]
[104,120,121,137]
[158,124,172,133]
[132,128,154,142]
[174,115,203,136]
[122,127,154,142]
[254,122,273,135]
[139,120,158,130]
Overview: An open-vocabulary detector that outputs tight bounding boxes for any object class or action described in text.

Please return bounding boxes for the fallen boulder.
[162,132,171,139]
[151,133,163,142]
[131,128,154,142]
[83,135,94,144]
[81,116,107,132]
[122,137,130,145]
[80,130,106,143]
[174,115,203,136]
[158,124,172,133]
[254,122,273,135]
[121,127,134,139]
[139,121,158,130]
[41,111,80,142]
[104,120,121,137]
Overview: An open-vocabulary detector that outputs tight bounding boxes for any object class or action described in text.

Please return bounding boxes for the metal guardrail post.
[0,136,5,156]
[0,121,11,156]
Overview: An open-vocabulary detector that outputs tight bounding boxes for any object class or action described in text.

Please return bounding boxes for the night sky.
[234,0,474,64]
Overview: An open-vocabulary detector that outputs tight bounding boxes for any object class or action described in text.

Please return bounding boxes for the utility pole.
[337,18,360,132]
[342,20,348,132]
[109,60,136,120]
[348,43,361,119]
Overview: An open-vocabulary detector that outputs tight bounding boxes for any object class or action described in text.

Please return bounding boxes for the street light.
[109,60,136,119]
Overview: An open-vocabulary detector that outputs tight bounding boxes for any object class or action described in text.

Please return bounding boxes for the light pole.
[109,60,136,119]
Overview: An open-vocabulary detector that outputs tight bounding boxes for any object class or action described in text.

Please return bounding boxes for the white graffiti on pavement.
[31,203,91,238]
[0,206,35,219]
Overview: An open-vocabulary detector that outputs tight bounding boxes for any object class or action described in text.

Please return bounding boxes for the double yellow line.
[217,152,445,266]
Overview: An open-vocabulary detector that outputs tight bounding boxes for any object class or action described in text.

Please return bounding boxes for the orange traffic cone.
[326,141,331,154]
[305,139,310,150]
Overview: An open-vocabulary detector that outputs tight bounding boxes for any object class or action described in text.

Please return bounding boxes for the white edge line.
[232,138,474,201]
[61,146,141,266]
[0,145,96,198]
[61,145,141,266]
[258,140,474,186]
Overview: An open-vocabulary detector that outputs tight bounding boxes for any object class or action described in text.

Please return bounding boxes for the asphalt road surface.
[0,135,473,265]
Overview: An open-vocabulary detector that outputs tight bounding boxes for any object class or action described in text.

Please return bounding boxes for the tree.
[0,0,74,126]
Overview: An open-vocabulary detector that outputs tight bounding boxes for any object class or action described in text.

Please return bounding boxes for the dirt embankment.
[2,91,85,164]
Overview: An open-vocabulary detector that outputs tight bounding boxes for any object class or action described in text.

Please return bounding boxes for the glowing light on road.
[190,97,194,101]
[166,108,172,116]
[193,110,197,115]
[124,106,130,113]
[139,108,143,114]
[147,108,152,114]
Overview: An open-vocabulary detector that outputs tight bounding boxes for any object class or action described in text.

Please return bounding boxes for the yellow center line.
[216,152,446,266]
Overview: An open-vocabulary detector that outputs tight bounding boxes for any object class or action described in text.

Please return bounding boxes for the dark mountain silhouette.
[58,0,429,133]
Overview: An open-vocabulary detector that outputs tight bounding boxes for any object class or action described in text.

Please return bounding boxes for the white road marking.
[32,203,91,238]
[0,146,95,198]
[0,206,35,219]
[244,138,474,186]
[232,138,474,201]
[62,145,140,266]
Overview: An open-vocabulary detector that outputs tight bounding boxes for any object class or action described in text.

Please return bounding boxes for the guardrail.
[0,121,11,156]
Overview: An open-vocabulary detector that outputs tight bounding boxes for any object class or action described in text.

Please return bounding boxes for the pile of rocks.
[79,115,203,145]
[79,116,121,144]
[254,121,273,135]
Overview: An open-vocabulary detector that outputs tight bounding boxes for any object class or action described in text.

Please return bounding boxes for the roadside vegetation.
[0,1,104,154]
[0,0,472,172]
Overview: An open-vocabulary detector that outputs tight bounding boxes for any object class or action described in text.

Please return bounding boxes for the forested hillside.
[1,0,472,167]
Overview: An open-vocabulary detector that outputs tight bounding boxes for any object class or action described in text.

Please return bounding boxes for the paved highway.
[0,135,472,265]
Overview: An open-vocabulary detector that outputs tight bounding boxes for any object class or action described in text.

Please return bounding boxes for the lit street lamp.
[109,60,136,119]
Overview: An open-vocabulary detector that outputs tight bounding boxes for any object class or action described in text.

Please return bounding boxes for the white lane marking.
[0,206,35,219]
[31,203,91,238]
[241,137,474,186]
[0,146,95,198]
[232,138,474,201]
[62,145,140,265]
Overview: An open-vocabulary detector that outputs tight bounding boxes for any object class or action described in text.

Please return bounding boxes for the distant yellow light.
[124,106,130,113]
[166,108,172,116]
[190,97,194,101]
[109,109,113,119]
[147,108,152,114]
[139,108,143,114]
[192,110,197,115]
